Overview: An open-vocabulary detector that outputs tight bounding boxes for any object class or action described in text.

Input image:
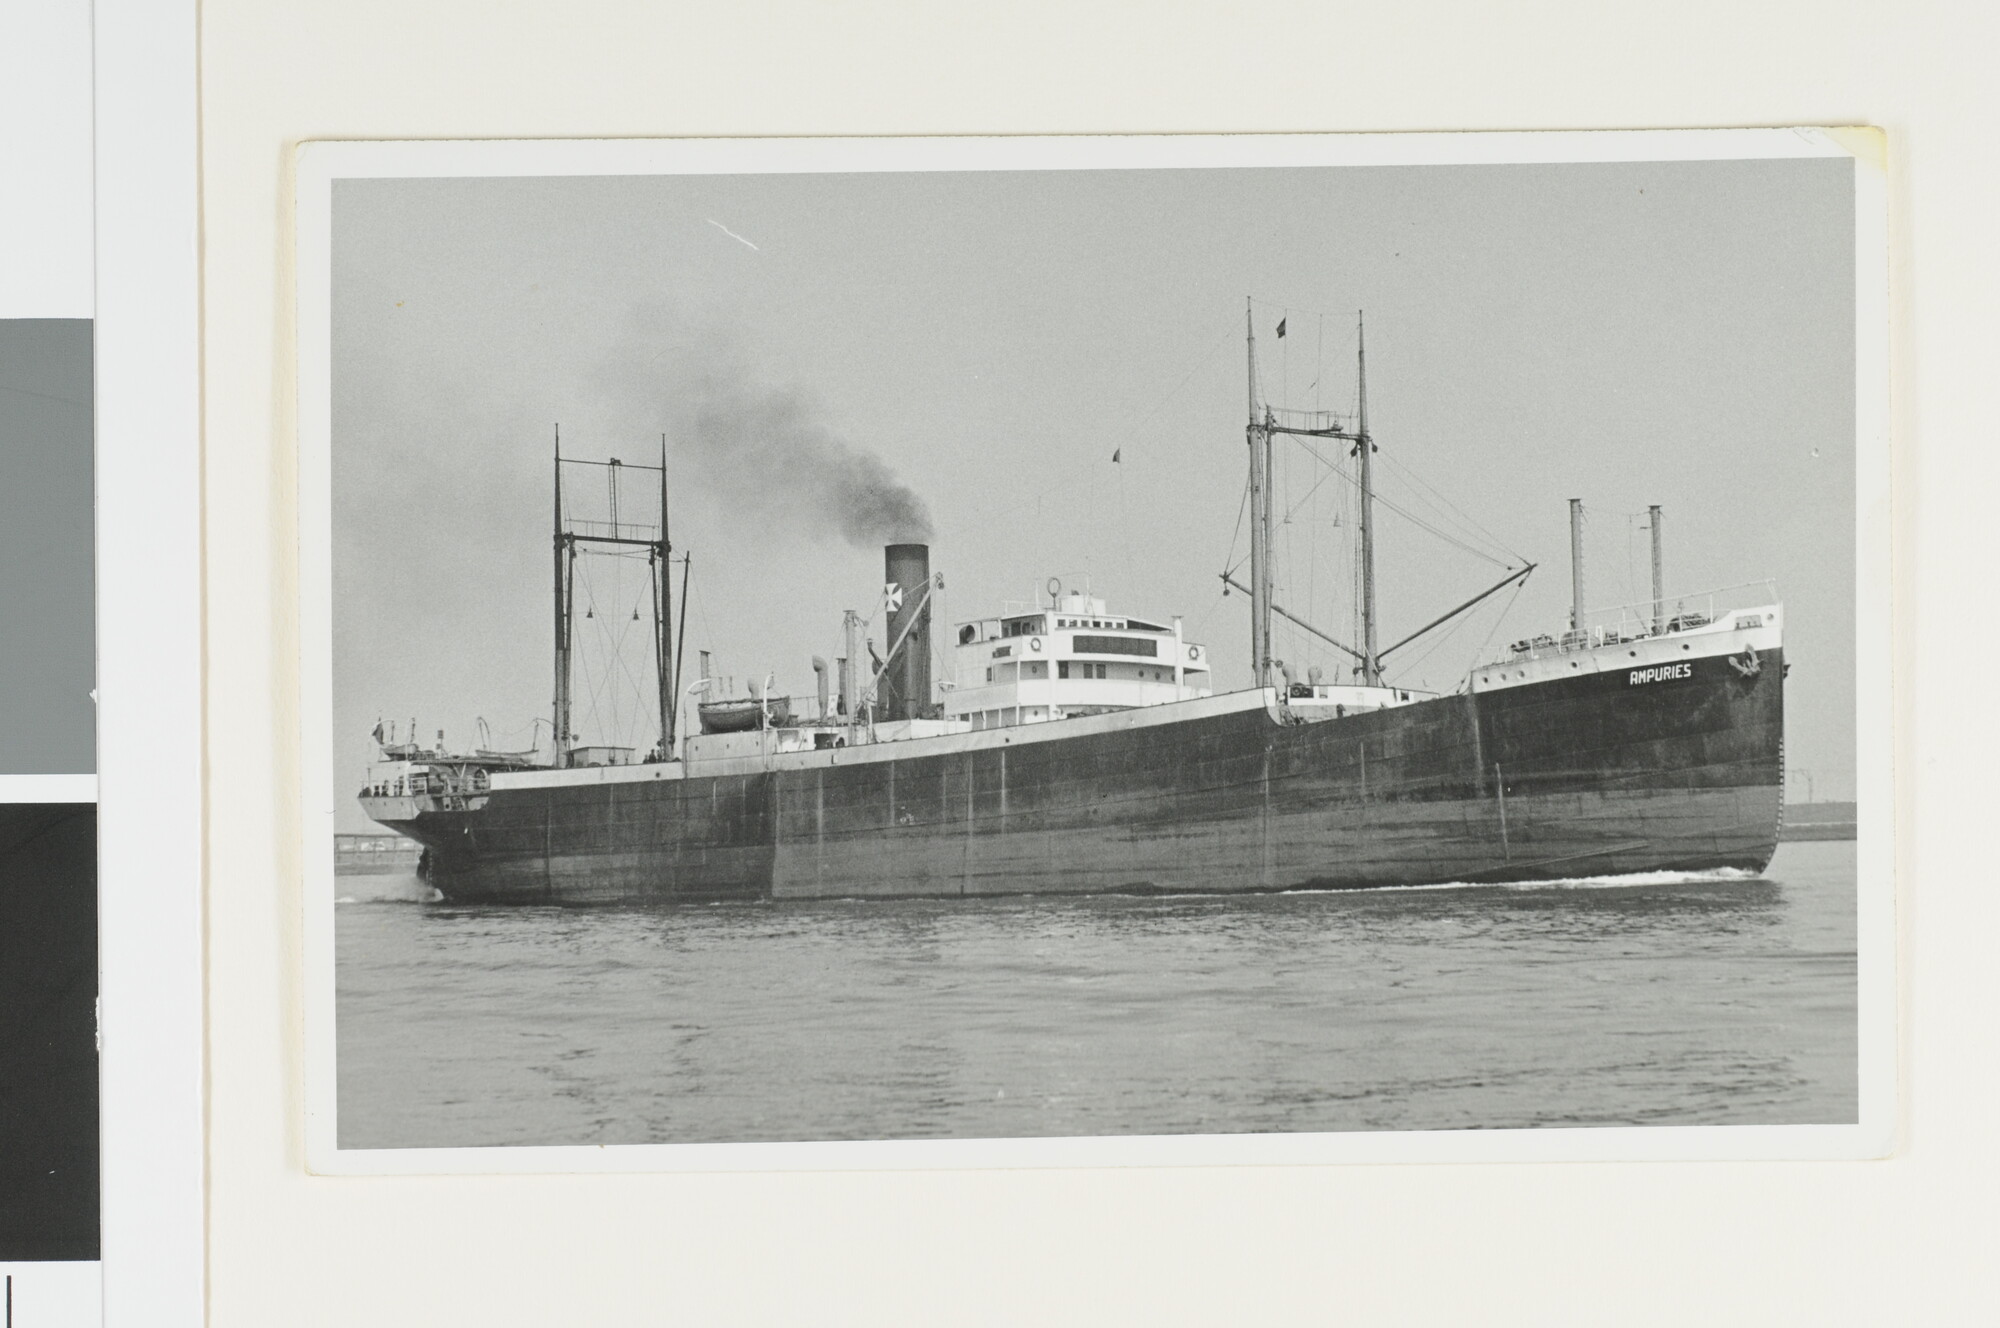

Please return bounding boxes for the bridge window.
[1073,634,1159,657]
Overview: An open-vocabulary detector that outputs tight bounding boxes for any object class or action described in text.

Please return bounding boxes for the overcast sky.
[0,319,94,773]
[330,156,1855,828]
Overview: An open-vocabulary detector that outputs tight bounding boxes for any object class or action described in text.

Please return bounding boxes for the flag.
[371,721,385,744]
[1111,448,1121,463]
[1276,317,1287,338]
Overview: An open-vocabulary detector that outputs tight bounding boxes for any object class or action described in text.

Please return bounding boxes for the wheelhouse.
[946,591,1212,729]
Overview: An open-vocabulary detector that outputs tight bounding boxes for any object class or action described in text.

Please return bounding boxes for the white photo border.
[1,3,105,1321]
[94,0,206,1321]
[297,129,1893,1175]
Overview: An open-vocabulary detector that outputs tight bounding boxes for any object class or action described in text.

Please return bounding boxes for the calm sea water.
[334,841,1857,1148]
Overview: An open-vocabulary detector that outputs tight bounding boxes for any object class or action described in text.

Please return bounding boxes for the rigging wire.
[1283,432,1511,568]
[1280,459,1344,523]
[1306,424,1321,675]
[604,548,668,752]
[1281,305,1289,408]
[606,603,655,746]
[1248,295,1364,323]
[1390,599,1477,678]
[1243,307,1524,687]
[573,558,614,747]
[1468,579,1529,667]
[1376,450,1529,566]
[930,578,950,689]
[696,579,722,671]
[1315,314,1324,414]
[1184,585,1231,638]
[1393,576,1528,688]
[1277,423,1294,658]
[1122,309,1246,441]
[578,547,667,751]
[1222,477,1250,578]
[1117,456,1138,603]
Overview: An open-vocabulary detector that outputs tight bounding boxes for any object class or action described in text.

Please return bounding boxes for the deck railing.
[1265,406,1354,435]
[563,517,659,543]
[1491,580,1779,665]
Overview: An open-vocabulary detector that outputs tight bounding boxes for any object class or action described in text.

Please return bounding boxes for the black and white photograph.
[300,133,1888,1166]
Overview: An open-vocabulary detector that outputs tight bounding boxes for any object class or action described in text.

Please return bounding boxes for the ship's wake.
[790,866,1767,907]
[1330,866,1764,895]
[335,871,443,905]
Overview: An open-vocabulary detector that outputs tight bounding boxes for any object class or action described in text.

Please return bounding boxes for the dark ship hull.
[367,644,1783,905]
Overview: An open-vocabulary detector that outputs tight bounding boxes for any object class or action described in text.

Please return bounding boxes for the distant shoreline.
[1782,802,1857,842]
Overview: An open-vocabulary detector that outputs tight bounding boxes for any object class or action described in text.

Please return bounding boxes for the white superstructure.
[944,590,1214,729]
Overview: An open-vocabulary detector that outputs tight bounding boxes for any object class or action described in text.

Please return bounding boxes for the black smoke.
[676,366,934,549]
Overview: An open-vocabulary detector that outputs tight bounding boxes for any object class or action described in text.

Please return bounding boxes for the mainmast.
[1242,305,1530,689]
[656,437,676,756]
[552,428,572,761]
[1246,300,1273,689]
[1245,305,1382,688]
[1355,313,1380,686]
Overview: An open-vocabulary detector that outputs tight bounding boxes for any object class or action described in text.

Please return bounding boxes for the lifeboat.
[697,695,793,734]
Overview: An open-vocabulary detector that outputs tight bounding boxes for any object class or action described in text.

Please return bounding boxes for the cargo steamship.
[358,311,1785,903]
